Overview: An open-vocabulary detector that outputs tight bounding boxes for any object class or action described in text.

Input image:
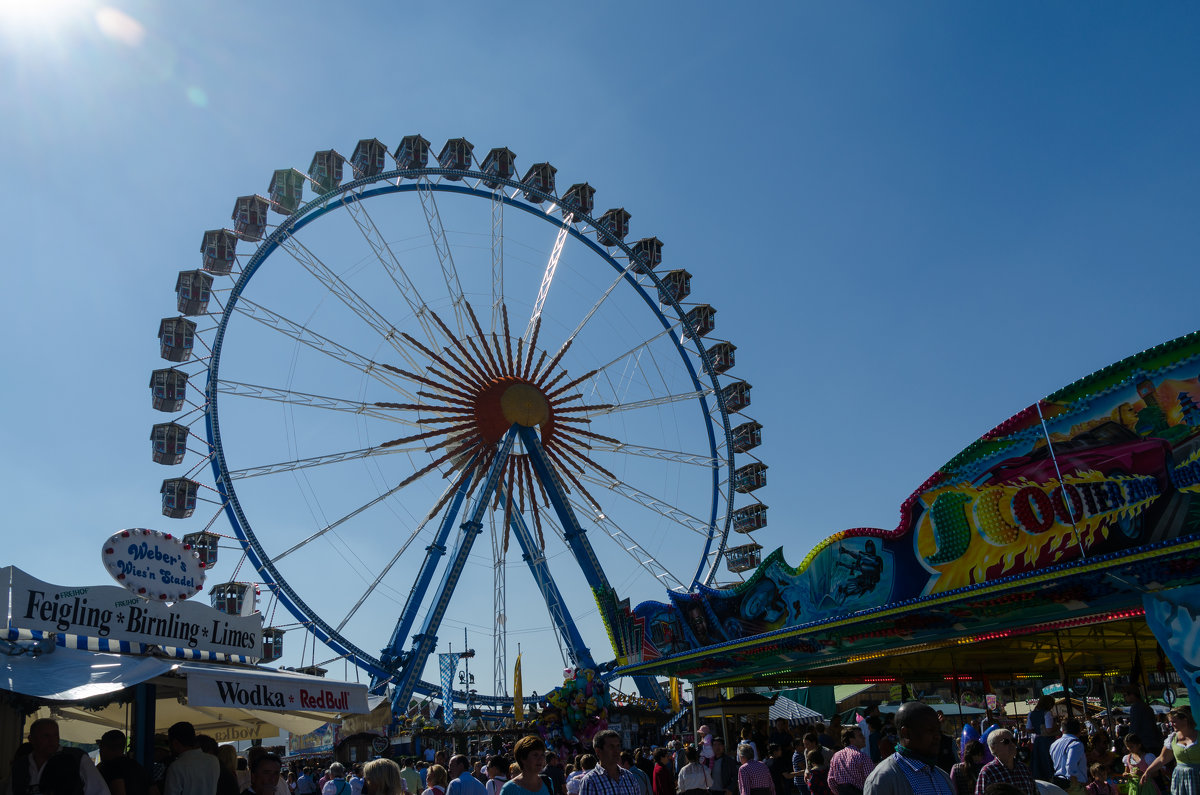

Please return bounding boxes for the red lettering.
[1013,486,1055,533]
[1050,484,1084,524]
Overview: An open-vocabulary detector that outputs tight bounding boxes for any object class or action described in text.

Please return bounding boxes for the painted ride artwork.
[627,332,1200,673]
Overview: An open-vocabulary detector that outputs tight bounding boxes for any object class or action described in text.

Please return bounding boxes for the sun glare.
[0,0,90,30]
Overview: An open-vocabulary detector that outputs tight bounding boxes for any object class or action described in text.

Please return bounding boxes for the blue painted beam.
[390,428,517,714]
[517,426,670,707]
[375,460,477,688]
[517,426,610,592]
[501,488,595,670]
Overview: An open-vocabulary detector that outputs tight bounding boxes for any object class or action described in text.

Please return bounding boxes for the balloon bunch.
[542,668,612,744]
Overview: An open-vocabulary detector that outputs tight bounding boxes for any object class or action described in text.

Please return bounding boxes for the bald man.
[862,703,952,795]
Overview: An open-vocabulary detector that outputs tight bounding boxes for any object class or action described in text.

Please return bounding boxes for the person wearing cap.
[164,721,220,795]
[9,718,111,795]
[97,730,151,795]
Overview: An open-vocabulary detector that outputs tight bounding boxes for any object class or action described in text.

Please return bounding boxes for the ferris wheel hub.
[501,382,550,428]
[472,375,553,443]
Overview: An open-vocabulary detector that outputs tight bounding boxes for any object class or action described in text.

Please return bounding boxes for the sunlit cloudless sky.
[2,1,1198,697]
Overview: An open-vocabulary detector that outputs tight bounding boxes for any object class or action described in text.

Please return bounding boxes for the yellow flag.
[513,654,524,721]
[670,676,681,713]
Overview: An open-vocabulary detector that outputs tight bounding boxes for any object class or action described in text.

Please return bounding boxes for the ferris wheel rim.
[201,165,738,688]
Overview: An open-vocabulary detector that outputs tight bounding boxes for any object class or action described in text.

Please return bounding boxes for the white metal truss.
[416,179,467,335]
[215,380,417,425]
[490,511,507,697]
[271,467,447,563]
[557,495,688,591]
[342,189,440,349]
[555,262,639,353]
[589,440,718,467]
[227,444,423,480]
[587,388,714,415]
[582,324,683,385]
[525,214,573,341]
[336,478,459,632]
[277,235,422,372]
[490,190,504,335]
[576,471,712,538]
[232,299,417,401]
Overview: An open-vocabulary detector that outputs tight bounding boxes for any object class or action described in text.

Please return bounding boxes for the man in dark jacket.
[710,739,738,795]
[97,730,151,795]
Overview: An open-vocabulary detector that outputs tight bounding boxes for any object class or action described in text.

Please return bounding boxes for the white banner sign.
[186,667,370,713]
[6,567,262,660]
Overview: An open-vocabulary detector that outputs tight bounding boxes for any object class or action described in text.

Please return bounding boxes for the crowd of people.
[11,700,1197,795]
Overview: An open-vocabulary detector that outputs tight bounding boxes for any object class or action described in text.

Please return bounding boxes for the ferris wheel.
[148,136,767,710]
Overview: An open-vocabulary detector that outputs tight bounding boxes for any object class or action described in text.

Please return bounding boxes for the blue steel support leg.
[517,426,610,591]
[517,425,669,707]
[501,487,596,670]
[390,428,517,714]
[375,457,478,688]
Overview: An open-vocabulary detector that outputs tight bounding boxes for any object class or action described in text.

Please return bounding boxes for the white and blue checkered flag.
[439,653,459,726]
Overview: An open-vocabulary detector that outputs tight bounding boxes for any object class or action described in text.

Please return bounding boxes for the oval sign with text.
[102,528,205,602]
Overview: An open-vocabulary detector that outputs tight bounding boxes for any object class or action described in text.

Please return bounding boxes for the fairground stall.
[1,563,369,776]
[614,332,1200,716]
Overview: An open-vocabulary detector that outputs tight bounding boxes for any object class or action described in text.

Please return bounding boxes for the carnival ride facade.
[616,332,1200,706]
[146,136,768,713]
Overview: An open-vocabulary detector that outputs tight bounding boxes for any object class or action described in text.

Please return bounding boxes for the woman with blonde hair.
[423,764,450,795]
[1142,708,1199,795]
[364,759,405,795]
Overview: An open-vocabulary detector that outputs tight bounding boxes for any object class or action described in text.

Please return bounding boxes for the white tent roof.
[5,645,368,744]
[770,695,824,721]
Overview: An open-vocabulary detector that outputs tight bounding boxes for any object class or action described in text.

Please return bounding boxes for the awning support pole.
[719,687,727,748]
[950,650,964,725]
[1055,630,1075,720]
[133,682,156,768]
[1102,673,1114,730]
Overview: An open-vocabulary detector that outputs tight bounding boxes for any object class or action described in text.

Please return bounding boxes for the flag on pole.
[513,654,524,721]
[670,676,681,713]
[439,653,459,726]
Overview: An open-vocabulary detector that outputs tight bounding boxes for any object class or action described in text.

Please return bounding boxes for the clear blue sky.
[2,1,1198,700]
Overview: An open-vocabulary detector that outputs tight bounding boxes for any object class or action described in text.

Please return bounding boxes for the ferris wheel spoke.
[563,323,682,389]
[582,438,718,468]
[227,443,425,480]
[342,188,440,349]
[335,476,460,632]
[276,235,422,371]
[417,179,467,335]
[490,189,504,334]
[232,299,417,401]
[582,388,714,415]
[555,495,687,591]
[273,471,438,563]
[215,380,421,426]
[575,471,712,538]
[553,266,639,360]
[525,214,573,341]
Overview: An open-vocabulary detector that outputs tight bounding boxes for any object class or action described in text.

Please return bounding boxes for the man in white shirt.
[8,718,110,795]
[164,721,220,795]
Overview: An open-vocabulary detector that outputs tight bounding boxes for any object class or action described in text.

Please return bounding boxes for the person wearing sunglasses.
[974,731,1035,795]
